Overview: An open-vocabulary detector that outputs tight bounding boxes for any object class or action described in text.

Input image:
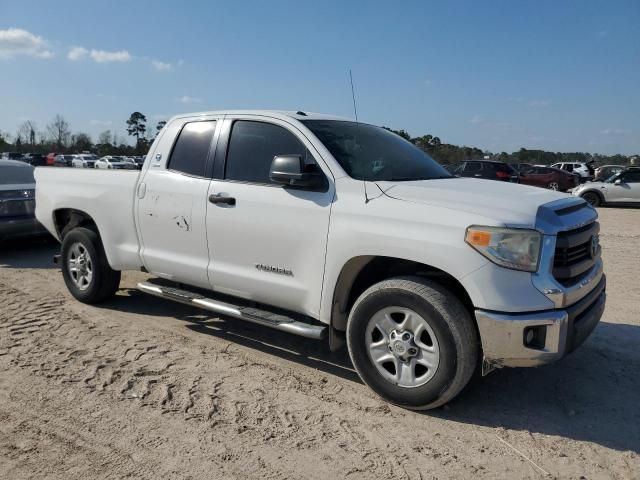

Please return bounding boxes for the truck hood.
[376,178,569,227]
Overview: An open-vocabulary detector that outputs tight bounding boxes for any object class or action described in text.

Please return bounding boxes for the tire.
[346,276,478,410]
[61,227,121,304]
[581,191,601,207]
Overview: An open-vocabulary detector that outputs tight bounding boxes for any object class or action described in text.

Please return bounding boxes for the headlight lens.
[465,226,542,272]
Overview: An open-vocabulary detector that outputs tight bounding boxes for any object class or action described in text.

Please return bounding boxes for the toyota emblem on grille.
[589,235,599,259]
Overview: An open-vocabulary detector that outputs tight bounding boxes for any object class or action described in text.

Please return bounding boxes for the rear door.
[135,116,220,289]
[205,116,334,317]
[521,166,544,187]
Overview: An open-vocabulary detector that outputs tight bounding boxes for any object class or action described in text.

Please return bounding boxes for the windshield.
[302,120,451,181]
[0,164,35,185]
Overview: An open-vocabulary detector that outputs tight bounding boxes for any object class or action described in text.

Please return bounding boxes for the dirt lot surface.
[0,208,638,479]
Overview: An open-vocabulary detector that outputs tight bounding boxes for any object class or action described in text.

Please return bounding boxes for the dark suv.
[453,160,518,182]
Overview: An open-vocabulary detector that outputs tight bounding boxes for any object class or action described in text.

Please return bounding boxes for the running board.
[137,281,327,340]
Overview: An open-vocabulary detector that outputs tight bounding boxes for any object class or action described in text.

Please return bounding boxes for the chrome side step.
[137,281,327,340]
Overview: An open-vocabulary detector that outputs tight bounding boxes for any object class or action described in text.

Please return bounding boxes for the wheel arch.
[53,208,101,240]
[330,256,476,334]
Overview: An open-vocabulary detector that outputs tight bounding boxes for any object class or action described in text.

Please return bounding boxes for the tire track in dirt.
[2,274,637,479]
[0,281,439,479]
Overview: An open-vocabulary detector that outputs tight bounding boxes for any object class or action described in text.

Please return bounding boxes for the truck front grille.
[553,221,599,285]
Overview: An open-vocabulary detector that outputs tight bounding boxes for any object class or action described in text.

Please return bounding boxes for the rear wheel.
[346,276,478,410]
[61,227,121,303]
[582,191,601,207]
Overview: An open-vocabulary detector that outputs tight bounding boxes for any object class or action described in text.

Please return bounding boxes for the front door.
[206,117,334,317]
[606,170,640,203]
[136,118,219,289]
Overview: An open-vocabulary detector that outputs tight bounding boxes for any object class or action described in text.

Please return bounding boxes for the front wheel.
[582,191,601,207]
[61,227,121,304]
[346,277,478,410]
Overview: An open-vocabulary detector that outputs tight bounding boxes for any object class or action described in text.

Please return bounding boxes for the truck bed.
[34,168,142,270]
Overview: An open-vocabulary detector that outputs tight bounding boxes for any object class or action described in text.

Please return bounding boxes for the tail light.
[496,171,510,179]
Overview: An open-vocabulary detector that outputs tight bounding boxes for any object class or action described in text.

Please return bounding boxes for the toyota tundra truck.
[34,110,606,409]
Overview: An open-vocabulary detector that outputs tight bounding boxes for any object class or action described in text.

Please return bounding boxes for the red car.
[45,152,58,166]
[519,165,579,192]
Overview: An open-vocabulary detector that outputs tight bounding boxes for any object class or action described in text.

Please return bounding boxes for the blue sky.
[1,0,638,154]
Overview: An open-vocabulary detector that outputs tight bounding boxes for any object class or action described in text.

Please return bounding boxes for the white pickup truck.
[35,110,606,409]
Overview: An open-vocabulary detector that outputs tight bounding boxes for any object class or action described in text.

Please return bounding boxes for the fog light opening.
[523,326,547,350]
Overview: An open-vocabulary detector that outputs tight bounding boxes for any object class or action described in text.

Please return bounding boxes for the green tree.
[71,132,93,152]
[46,114,71,150]
[126,112,147,147]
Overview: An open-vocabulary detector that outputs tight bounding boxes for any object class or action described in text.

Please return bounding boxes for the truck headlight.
[465,226,542,272]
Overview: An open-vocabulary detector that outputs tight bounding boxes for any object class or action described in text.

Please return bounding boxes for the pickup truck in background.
[34,110,606,409]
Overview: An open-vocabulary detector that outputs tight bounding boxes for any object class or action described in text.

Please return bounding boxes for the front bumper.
[475,275,606,368]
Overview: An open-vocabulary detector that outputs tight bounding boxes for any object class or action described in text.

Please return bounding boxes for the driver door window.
[225,120,318,184]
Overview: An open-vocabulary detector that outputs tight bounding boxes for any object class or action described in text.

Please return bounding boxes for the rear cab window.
[167,121,217,177]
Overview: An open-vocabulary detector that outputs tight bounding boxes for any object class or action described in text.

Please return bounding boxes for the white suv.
[551,162,594,181]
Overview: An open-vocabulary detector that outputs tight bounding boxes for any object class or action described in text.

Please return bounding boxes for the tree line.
[383,127,635,166]
[0,112,166,157]
[0,114,635,166]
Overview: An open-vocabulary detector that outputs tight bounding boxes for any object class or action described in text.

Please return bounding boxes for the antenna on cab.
[349,69,359,124]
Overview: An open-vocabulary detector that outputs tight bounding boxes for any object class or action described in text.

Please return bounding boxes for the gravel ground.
[0,207,638,479]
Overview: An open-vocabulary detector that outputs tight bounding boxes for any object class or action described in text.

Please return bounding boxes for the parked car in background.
[54,154,74,167]
[594,164,625,182]
[518,165,580,191]
[550,162,595,182]
[94,156,137,170]
[131,156,146,169]
[22,153,47,166]
[71,154,99,168]
[120,157,138,168]
[509,163,533,173]
[0,159,47,241]
[1,152,25,161]
[45,152,59,166]
[453,160,519,182]
[573,167,640,207]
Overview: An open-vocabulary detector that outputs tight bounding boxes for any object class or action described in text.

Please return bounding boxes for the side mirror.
[269,155,322,188]
[614,179,622,186]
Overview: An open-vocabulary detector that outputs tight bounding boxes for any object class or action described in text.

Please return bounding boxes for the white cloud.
[600,128,631,135]
[68,47,131,63]
[90,120,113,126]
[152,59,172,71]
[527,99,550,108]
[178,95,202,104]
[0,28,53,59]
[68,46,88,61]
[89,49,131,63]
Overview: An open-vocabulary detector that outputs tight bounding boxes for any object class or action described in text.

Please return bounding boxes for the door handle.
[209,194,236,206]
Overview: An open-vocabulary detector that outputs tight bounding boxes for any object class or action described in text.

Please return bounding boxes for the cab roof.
[167,110,353,123]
